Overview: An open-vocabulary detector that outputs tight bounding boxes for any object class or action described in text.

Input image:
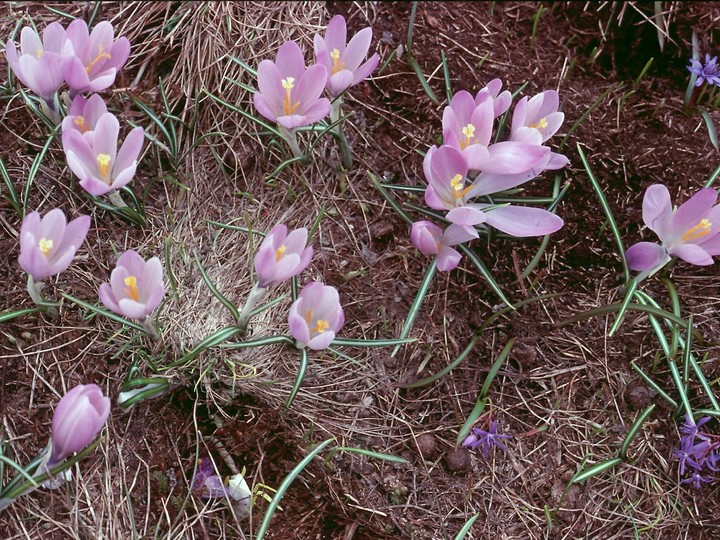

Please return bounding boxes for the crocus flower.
[18,208,90,282]
[61,93,108,143]
[62,19,131,95]
[288,282,344,350]
[253,41,330,129]
[410,221,476,271]
[313,14,379,97]
[625,184,720,272]
[441,91,548,173]
[475,78,512,118]
[254,224,314,288]
[510,90,564,145]
[4,22,72,103]
[62,111,144,196]
[98,250,164,321]
[462,420,511,456]
[688,54,720,87]
[192,458,253,516]
[49,384,110,466]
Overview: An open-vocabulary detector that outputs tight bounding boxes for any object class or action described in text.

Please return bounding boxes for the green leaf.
[329,447,408,464]
[332,337,416,348]
[286,347,308,408]
[392,260,437,357]
[458,245,513,308]
[0,307,43,323]
[619,404,655,460]
[571,457,623,484]
[480,338,515,398]
[457,398,487,446]
[194,251,240,322]
[62,293,146,333]
[401,335,479,389]
[454,514,480,540]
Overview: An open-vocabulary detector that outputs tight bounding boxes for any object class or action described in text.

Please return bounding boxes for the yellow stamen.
[85,45,111,74]
[460,123,475,150]
[124,275,139,301]
[38,238,53,256]
[681,219,712,242]
[281,77,300,116]
[74,116,87,132]
[449,173,473,201]
[35,49,43,59]
[305,308,313,324]
[275,244,287,261]
[312,319,330,333]
[97,153,111,180]
[330,48,345,75]
[528,117,548,130]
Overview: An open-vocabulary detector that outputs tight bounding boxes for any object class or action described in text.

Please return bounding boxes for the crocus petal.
[670,188,718,239]
[642,184,672,237]
[79,176,113,196]
[53,215,91,260]
[275,41,305,81]
[62,56,92,93]
[327,70,354,97]
[115,126,144,173]
[118,298,151,320]
[98,282,122,314]
[483,206,563,237]
[342,27,372,72]
[253,93,278,123]
[446,206,486,227]
[93,113,120,165]
[410,221,442,255]
[625,241,670,271]
[296,97,330,126]
[107,37,131,71]
[256,60,285,114]
[86,70,117,93]
[289,311,312,345]
[324,15,348,54]
[351,53,379,85]
[295,64,328,113]
[484,142,549,175]
[669,244,715,266]
[424,185,446,210]
[441,224,477,245]
[436,246,462,272]
[307,331,336,351]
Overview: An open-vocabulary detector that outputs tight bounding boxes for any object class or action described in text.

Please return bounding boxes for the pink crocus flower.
[61,93,108,144]
[441,91,548,173]
[510,90,564,145]
[98,250,164,321]
[626,184,720,271]
[288,282,344,350]
[49,384,110,466]
[62,111,144,196]
[62,19,130,96]
[4,22,73,103]
[410,221,476,271]
[253,41,330,129]
[18,208,90,282]
[313,14,379,97]
[475,79,512,118]
[254,224,314,288]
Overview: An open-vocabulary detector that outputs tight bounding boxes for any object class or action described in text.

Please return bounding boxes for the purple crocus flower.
[49,384,110,466]
[254,224,314,288]
[4,22,73,104]
[313,14,379,97]
[62,19,131,95]
[441,91,549,173]
[688,54,720,87]
[625,184,720,272]
[98,250,164,321]
[510,90,564,145]
[192,458,232,500]
[288,282,344,350]
[475,79,512,118]
[62,111,144,196]
[462,420,511,456]
[18,208,90,282]
[253,41,330,129]
[61,93,108,143]
[410,221,476,271]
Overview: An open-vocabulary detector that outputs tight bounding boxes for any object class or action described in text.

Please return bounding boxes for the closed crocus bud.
[410,221,476,272]
[288,282,344,350]
[61,93,109,143]
[254,224,314,288]
[98,250,164,320]
[49,384,110,466]
[18,208,91,282]
[62,19,131,96]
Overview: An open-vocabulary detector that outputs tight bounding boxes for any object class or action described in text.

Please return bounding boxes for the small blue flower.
[688,54,720,87]
[462,420,511,456]
[681,470,713,489]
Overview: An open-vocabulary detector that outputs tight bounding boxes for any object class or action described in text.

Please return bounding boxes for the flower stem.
[330,98,353,169]
[108,191,127,208]
[26,275,44,305]
[40,96,61,125]
[141,317,160,339]
[277,125,305,162]
[236,283,266,335]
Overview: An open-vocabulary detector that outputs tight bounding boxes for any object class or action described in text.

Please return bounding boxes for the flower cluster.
[462,419,511,457]
[411,81,568,271]
[687,54,720,87]
[673,415,718,489]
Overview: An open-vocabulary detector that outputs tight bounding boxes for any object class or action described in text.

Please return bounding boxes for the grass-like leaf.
[255,438,334,540]
[203,89,281,137]
[619,404,655,460]
[454,514,480,540]
[480,338,515,398]
[560,83,622,151]
[630,361,677,408]
[328,447,409,464]
[194,251,240,322]
[219,335,295,349]
[685,30,699,108]
[458,244,513,308]
[391,259,436,357]
[560,302,690,331]
[171,326,242,367]
[62,293,146,333]
[368,172,415,225]
[0,307,43,323]
[401,334,479,389]
[441,49,453,103]
[608,279,638,337]
[407,55,439,104]
[0,155,22,216]
[332,337,417,347]
[699,107,719,151]
[571,457,623,484]
[24,125,59,210]
[668,360,693,422]
[286,347,308,408]
[457,398,487,446]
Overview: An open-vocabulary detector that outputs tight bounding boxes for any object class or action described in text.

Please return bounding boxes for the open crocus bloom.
[5,22,72,103]
[313,14,379,97]
[49,384,110,467]
[61,93,108,144]
[288,282,344,350]
[63,20,130,95]
[62,112,144,196]
[99,250,164,320]
[441,93,550,174]
[510,90,564,145]
[254,41,330,129]
[254,224,314,288]
[626,184,720,271]
[18,208,91,282]
[410,221,476,271]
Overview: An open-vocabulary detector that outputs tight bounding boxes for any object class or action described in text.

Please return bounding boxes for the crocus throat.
[275,244,287,261]
[35,48,43,59]
[74,116,87,132]
[281,77,300,116]
[450,173,472,200]
[528,117,548,130]
[85,45,111,74]
[97,153,111,180]
[312,319,330,334]
[460,124,475,150]
[304,308,312,324]
[330,49,345,75]
[681,219,712,242]
[124,275,139,301]
[38,238,53,256]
